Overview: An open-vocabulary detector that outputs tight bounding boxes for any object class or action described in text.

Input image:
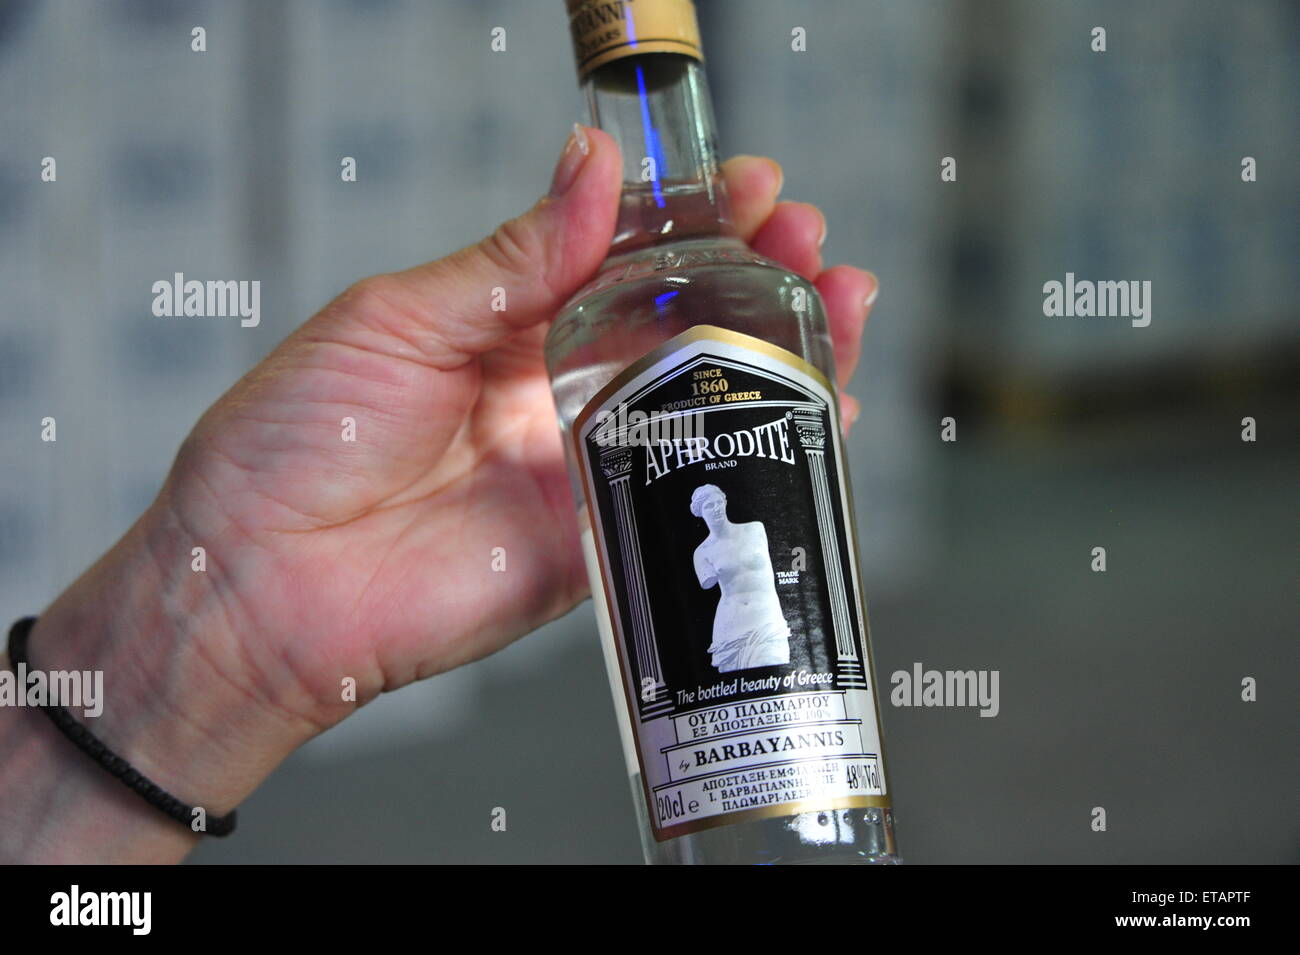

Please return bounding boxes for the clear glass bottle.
[546,6,899,865]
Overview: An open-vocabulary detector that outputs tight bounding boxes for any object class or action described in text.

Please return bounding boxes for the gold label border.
[573,324,836,439]
[658,794,892,843]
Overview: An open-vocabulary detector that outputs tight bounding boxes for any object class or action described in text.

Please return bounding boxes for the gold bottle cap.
[565,0,703,79]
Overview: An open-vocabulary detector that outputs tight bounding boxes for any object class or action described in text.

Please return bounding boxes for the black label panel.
[576,326,888,840]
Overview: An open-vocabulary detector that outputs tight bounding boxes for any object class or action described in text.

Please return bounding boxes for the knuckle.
[481,215,544,279]
[340,274,405,319]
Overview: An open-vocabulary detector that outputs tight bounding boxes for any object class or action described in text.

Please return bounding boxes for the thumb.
[360,124,622,364]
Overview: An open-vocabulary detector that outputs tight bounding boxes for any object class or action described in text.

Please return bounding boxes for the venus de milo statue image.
[690,484,793,673]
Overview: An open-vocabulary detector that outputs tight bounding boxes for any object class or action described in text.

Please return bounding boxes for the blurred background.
[0,0,1295,863]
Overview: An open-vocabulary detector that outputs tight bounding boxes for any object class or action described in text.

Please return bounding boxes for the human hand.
[5,126,879,860]
[148,124,880,727]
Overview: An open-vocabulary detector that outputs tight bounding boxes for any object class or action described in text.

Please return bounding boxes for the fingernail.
[863,271,880,308]
[766,158,784,197]
[817,212,828,249]
[549,123,590,198]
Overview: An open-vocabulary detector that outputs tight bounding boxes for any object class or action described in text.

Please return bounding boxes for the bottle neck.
[581,53,737,257]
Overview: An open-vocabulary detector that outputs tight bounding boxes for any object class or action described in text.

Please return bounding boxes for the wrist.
[0,499,318,861]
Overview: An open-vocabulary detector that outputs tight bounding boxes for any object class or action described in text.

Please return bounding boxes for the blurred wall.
[0,0,1295,863]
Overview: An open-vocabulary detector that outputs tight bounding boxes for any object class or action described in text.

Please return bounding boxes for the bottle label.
[575,326,890,841]
[565,0,704,79]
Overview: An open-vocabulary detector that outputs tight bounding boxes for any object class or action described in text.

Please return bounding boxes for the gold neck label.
[566,0,703,79]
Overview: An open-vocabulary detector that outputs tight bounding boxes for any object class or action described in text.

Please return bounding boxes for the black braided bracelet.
[6,616,237,837]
